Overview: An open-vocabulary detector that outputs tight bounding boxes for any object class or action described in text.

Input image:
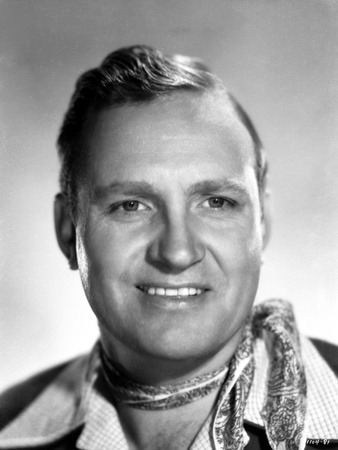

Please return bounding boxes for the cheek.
[76,230,124,324]
[204,222,262,330]
[76,221,145,294]
[206,220,262,273]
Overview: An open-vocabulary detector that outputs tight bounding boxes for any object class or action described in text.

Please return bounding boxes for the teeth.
[141,286,203,297]
[156,288,165,296]
[166,289,178,296]
[178,287,189,297]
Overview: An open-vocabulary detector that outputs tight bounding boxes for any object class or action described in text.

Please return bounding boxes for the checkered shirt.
[76,336,338,450]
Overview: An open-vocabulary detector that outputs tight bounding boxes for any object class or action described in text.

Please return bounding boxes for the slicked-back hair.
[57,45,267,216]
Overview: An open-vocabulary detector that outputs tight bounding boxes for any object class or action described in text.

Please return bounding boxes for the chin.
[137,327,236,364]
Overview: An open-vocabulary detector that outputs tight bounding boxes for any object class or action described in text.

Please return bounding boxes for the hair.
[57,45,267,216]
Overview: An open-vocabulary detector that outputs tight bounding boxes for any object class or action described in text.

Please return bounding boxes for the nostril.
[146,220,205,272]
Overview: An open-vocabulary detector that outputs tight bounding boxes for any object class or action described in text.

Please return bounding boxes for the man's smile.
[138,286,205,297]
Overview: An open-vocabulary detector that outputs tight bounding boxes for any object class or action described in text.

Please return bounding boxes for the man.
[0,45,337,450]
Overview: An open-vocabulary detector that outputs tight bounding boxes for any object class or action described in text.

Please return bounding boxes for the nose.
[147,213,205,273]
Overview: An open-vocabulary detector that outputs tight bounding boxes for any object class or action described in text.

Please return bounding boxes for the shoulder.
[310,337,338,377]
[0,352,91,432]
[0,351,97,449]
[0,361,71,431]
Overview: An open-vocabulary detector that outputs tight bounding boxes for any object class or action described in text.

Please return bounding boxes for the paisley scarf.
[100,349,229,410]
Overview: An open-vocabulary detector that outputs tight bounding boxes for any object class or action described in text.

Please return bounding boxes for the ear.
[261,189,272,250]
[54,194,78,270]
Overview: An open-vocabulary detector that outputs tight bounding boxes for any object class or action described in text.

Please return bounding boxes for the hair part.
[57,45,267,217]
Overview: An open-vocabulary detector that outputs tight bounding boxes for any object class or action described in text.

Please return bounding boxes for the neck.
[116,389,219,450]
[99,324,244,386]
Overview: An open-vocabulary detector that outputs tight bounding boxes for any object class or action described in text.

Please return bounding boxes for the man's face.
[74,91,266,363]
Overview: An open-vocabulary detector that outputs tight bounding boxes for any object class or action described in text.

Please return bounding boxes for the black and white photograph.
[0,1,337,449]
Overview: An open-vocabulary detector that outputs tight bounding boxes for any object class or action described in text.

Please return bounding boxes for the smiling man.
[1,46,338,450]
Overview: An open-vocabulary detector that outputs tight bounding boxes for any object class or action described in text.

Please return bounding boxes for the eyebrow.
[92,179,249,201]
[92,181,157,201]
[187,180,249,197]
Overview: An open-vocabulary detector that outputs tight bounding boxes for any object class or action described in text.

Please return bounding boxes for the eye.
[121,201,145,212]
[110,200,148,214]
[202,197,235,209]
[207,197,226,208]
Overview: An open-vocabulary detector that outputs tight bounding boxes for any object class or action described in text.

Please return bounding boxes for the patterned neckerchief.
[100,348,229,410]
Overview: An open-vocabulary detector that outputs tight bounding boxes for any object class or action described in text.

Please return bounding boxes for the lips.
[138,286,204,297]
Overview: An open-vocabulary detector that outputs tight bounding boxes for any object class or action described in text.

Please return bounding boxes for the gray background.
[1,0,337,390]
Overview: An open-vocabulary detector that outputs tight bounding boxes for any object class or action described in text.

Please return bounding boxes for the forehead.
[80,91,257,191]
